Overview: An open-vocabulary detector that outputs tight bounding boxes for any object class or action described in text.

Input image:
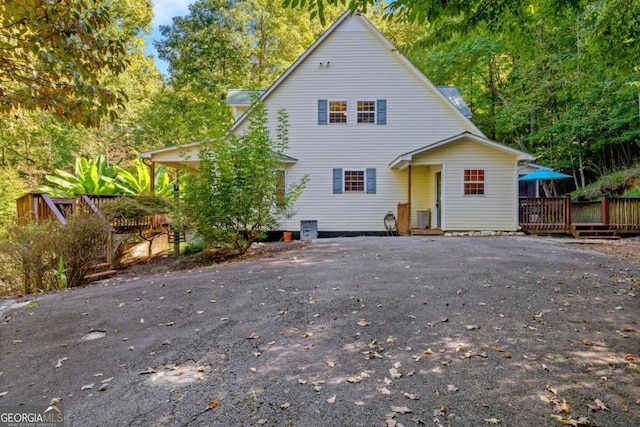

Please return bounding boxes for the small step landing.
[410,228,444,236]
[570,224,620,240]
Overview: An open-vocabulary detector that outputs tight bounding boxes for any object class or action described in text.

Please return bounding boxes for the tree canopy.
[0,0,152,126]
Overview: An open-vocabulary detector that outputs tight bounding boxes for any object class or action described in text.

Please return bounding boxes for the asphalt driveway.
[1,236,639,426]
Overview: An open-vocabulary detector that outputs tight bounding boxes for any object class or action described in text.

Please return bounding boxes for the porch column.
[149,161,155,195]
[407,165,412,217]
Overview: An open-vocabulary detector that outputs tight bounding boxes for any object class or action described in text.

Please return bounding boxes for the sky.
[145,0,197,75]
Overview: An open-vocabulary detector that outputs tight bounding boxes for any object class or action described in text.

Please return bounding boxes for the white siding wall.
[235,16,477,232]
[412,139,520,230]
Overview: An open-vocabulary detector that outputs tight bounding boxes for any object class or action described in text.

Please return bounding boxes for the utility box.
[417,210,431,229]
[300,220,318,240]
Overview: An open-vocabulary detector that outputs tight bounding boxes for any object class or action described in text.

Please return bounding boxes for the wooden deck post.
[565,195,572,228]
[601,195,609,225]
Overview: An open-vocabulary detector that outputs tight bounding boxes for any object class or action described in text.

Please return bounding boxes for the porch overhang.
[388,132,535,169]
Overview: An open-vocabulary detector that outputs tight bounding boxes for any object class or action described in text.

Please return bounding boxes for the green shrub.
[100,194,171,220]
[0,222,60,294]
[0,212,109,295]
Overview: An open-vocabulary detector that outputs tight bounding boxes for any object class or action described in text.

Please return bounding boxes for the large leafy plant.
[39,155,174,197]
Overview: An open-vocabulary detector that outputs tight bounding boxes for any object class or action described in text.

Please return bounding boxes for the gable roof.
[389,132,535,169]
[230,11,483,135]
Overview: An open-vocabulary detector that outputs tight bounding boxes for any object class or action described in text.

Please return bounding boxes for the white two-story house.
[141,11,534,237]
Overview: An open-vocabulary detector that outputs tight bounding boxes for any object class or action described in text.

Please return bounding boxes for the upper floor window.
[464,169,485,195]
[329,100,348,124]
[318,99,386,125]
[357,101,376,123]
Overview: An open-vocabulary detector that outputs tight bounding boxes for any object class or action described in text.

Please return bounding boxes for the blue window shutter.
[376,99,386,125]
[318,99,328,125]
[333,168,343,193]
[366,168,376,194]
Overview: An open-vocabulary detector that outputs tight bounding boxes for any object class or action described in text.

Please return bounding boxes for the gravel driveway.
[1,236,639,426]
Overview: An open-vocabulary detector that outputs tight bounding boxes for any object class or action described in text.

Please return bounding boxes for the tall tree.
[0,0,150,126]
[156,0,340,95]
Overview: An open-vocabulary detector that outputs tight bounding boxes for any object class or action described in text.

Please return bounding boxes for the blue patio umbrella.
[518,168,572,181]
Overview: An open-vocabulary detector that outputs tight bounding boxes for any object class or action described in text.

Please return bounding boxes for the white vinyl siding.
[411,139,519,230]
[234,15,516,232]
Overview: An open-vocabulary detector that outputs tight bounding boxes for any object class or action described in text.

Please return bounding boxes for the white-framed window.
[333,168,376,194]
[357,100,376,124]
[343,169,365,192]
[463,169,485,195]
[329,100,348,124]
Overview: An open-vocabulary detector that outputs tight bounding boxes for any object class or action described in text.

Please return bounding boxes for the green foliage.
[156,0,338,93]
[181,99,308,255]
[571,166,640,201]
[0,166,25,233]
[39,155,119,197]
[39,156,174,197]
[0,212,109,295]
[100,194,172,221]
[113,160,174,197]
[0,0,151,126]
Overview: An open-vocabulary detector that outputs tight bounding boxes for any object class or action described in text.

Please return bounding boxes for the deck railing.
[519,196,640,234]
[518,197,571,232]
[16,193,168,233]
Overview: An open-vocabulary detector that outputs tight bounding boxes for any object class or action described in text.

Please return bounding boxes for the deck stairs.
[570,224,620,240]
[83,262,118,283]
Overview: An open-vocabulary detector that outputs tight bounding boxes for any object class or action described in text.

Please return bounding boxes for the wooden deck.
[519,196,640,238]
[16,193,168,234]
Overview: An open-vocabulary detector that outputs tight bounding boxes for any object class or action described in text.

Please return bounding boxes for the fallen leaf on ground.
[624,354,635,361]
[357,319,370,327]
[491,346,504,352]
[257,419,267,425]
[280,402,290,409]
[377,386,391,395]
[502,353,512,359]
[423,348,433,355]
[300,332,312,338]
[547,386,558,395]
[327,395,336,404]
[401,391,419,400]
[81,383,94,390]
[0,392,8,397]
[390,406,412,414]
[540,395,551,403]
[485,418,500,424]
[355,401,365,406]
[447,384,459,392]
[55,357,67,368]
[466,325,480,331]
[553,400,570,414]
[592,399,609,411]
[389,367,402,379]
[205,400,220,410]
[246,332,260,339]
